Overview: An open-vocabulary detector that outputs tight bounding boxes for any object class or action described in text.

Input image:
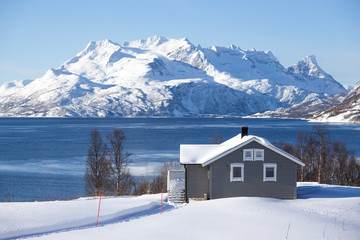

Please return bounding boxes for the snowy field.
[1,183,359,240]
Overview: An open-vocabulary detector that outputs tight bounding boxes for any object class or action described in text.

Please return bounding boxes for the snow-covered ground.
[1,183,359,240]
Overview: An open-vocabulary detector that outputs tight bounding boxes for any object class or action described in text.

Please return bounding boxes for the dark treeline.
[84,129,181,197]
[274,125,360,186]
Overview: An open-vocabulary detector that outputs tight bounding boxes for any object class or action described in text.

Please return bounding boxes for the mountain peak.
[180,37,190,43]
[123,35,168,49]
[303,55,320,68]
[84,39,119,52]
[288,55,345,94]
[289,55,327,78]
[243,48,279,64]
[265,50,275,59]
[228,44,242,51]
[147,35,168,44]
[208,44,242,54]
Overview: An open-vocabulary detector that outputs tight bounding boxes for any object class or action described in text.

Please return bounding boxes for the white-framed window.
[263,163,277,182]
[254,149,264,161]
[243,149,253,161]
[230,163,244,182]
[243,149,264,161]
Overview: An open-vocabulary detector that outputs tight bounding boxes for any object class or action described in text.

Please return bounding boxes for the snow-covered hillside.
[249,91,348,119]
[312,81,360,123]
[0,183,359,240]
[248,81,360,123]
[0,36,346,117]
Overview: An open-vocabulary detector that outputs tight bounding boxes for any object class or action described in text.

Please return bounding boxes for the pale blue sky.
[0,0,359,86]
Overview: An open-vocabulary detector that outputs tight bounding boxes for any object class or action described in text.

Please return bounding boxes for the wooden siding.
[185,164,209,200]
[209,141,297,199]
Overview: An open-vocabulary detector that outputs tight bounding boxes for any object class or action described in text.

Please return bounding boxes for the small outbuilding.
[180,127,305,201]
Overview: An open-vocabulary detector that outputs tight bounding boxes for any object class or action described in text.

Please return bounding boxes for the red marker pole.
[160,189,163,215]
[96,190,102,227]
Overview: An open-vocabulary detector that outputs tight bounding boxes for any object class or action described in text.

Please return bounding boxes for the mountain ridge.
[0,36,346,118]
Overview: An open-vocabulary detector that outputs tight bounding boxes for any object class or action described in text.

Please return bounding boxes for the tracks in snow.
[1,202,176,240]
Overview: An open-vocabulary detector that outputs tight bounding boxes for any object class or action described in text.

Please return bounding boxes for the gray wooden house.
[180,128,305,201]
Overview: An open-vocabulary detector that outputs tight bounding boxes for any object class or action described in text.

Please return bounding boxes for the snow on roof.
[180,134,304,166]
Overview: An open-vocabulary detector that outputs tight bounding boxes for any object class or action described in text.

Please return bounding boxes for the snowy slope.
[312,81,360,123]
[250,91,348,119]
[0,36,346,117]
[0,183,359,240]
[0,194,166,239]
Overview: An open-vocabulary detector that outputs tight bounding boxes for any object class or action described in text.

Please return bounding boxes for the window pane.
[245,151,252,158]
[266,167,274,178]
[256,151,263,158]
[233,167,242,178]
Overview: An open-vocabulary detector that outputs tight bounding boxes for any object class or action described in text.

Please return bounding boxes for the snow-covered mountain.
[288,55,345,95]
[312,81,360,123]
[0,36,346,117]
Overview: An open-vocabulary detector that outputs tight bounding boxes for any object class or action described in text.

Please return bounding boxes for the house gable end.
[202,137,304,167]
[209,140,298,199]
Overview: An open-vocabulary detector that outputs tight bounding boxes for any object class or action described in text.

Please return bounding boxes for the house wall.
[209,141,297,200]
[185,164,209,200]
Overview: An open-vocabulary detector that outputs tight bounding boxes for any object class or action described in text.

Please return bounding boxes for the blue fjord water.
[0,118,359,201]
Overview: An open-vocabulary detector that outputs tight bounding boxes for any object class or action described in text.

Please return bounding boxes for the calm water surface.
[0,118,359,201]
